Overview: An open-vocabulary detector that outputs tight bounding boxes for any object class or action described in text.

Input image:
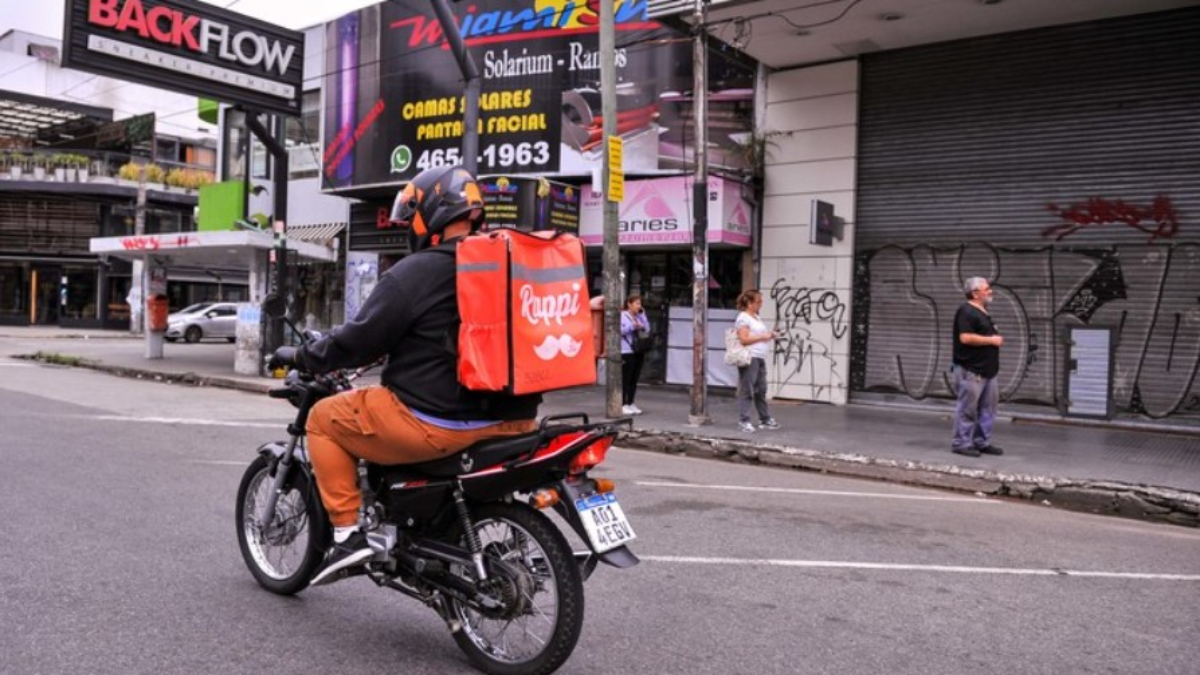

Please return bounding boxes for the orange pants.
[306,386,536,527]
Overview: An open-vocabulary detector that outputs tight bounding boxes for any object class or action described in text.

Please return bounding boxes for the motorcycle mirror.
[261,294,286,319]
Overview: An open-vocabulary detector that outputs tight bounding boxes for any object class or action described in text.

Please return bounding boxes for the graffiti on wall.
[851,243,1200,419]
[769,278,849,398]
[1043,195,1181,242]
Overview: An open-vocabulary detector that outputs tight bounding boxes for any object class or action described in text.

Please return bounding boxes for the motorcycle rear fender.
[552,479,639,570]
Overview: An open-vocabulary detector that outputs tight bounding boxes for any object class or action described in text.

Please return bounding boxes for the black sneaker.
[951,447,981,458]
[309,531,373,587]
[976,445,1004,456]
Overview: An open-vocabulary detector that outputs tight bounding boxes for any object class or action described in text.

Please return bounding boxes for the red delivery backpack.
[456,229,596,395]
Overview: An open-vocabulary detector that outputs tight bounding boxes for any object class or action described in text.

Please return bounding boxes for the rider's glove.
[268,346,298,371]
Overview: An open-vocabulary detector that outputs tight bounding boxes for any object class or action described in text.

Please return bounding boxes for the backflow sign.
[62,0,304,116]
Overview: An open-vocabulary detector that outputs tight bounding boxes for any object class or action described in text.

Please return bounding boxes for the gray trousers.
[952,367,998,450]
[737,357,771,424]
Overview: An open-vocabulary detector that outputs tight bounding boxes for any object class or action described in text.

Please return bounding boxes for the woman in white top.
[734,289,779,433]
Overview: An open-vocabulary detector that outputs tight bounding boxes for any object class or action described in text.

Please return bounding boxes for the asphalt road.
[2,357,1198,675]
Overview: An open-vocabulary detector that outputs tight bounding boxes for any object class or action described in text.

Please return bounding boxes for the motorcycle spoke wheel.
[235,455,328,595]
[449,503,583,675]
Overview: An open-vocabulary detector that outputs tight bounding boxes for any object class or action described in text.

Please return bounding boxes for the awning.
[288,222,346,245]
[89,229,338,268]
[0,88,112,143]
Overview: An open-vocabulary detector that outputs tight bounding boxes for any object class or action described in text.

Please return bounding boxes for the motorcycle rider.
[269,165,541,586]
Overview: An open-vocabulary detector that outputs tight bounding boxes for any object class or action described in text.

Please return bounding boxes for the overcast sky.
[1,0,381,38]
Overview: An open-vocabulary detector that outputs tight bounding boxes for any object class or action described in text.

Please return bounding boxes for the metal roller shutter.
[851,8,1200,423]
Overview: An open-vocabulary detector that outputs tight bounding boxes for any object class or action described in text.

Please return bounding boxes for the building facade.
[757,7,1200,425]
[0,30,219,327]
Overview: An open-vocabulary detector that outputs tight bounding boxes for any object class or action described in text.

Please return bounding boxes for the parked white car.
[165,302,239,343]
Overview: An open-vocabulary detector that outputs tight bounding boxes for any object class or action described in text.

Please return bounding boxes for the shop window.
[287,92,322,179]
[106,276,131,323]
[0,265,27,320]
[707,251,743,309]
[62,268,97,320]
[156,137,181,164]
[222,108,248,182]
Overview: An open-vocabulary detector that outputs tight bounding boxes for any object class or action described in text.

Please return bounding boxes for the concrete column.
[235,251,270,375]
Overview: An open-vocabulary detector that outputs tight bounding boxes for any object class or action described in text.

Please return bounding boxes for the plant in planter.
[72,154,91,181]
[117,161,142,182]
[144,163,166,185]
[6,152,27,180]
[193,170,215,189]
[50,154,70,181]
[30,154,47,180]
[731,129,784,189]
[165,167,187,190]
[166,168,216,191]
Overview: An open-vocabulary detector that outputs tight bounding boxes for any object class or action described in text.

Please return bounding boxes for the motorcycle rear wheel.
[449,503,585,675]
[236,455,329,595]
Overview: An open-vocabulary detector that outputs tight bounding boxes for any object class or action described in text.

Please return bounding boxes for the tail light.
[593,478,615,494]
[568,435,613,475]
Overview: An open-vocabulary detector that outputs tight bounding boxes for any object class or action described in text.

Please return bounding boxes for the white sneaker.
[629,404,643,415]
[621,405,637,416]
[738,421,756,433]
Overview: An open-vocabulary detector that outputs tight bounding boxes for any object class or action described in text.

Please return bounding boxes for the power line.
[706,0,866,31]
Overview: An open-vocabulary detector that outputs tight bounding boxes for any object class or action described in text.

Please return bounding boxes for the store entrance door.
[30,266,61,325]
[626,254,669,382]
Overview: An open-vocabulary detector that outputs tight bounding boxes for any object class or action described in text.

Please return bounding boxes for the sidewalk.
[4,326,1198,527]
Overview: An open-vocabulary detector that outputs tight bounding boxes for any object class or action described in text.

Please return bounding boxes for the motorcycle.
[235,296,638,675]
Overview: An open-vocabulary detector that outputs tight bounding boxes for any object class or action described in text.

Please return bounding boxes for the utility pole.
[130,164,147,335]
[688,0,711,426]
[600,0,623,418]
[430,0,480,173]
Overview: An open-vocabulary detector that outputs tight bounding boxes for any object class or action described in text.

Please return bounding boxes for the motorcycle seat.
[385,428,564,479]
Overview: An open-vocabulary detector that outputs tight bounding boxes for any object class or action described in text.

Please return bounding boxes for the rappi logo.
[391,0,656,49]
[86,0,296,76]
[520,283,585,361]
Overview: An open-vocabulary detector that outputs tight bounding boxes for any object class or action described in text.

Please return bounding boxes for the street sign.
[61,0,304,116]
[607,136,624,203]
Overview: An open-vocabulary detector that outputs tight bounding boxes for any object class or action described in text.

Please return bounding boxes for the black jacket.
[296,240,540,421]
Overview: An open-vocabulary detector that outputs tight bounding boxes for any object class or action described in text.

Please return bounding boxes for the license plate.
[574,492,637,553]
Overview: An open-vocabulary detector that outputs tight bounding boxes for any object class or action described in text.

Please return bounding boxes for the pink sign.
[579,175,752,247]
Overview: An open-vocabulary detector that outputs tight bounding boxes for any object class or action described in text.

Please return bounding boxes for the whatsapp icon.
[390,145,412,174]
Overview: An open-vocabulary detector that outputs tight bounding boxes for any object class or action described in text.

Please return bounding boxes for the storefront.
[580,175,754,384]
[0,190,212,328]
[316,0,760,386]
[848,9,1200,422]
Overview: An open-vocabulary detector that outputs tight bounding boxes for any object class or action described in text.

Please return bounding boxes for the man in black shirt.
[951,277,1004,458]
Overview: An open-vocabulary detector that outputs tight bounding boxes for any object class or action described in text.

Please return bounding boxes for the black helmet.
[390,165,484,251]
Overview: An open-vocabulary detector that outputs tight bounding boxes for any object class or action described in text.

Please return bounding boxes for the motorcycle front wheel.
[235,454,329,595]
[448,502,585,675]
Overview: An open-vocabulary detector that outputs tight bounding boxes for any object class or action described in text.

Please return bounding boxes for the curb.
[20,353,1199,528]
[0,333,139,340]
[619,429,1200,528]
[17,353,274,394]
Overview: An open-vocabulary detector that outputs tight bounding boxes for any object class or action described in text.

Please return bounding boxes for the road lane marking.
[636,480,996,503]
[76,415,281,429]
[641,555,1200,581]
